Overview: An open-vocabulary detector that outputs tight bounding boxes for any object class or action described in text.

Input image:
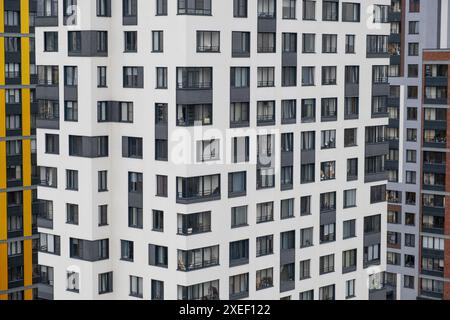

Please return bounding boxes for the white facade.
[36,0,390,300]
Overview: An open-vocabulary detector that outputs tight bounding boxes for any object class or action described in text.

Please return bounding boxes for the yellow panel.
[22,139,31,186]
[20,0,29,35]
[0,90,5,138]
[0,242,7,296]
[23,190,32,236]
[21,38,30,86]
[21,89,31,137]
[0,142,5,190]
[0,0,4,33]
[23,239,33,294]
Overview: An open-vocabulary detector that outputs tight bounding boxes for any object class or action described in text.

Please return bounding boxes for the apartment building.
[419,48,450,299]
[386,0,450,300]
[0,0,39,300]
[35,0,390,300]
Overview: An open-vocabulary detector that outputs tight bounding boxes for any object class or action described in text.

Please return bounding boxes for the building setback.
[0,0,39,300]
[35,0,390,300]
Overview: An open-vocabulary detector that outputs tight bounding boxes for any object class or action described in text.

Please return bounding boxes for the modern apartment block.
[0,0,39,300]
[386,0,450,300]
[419,50,450,299]
[35,0,390,300]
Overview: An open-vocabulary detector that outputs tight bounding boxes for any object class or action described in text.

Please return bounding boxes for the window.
[283,33,298,52]
[322,34,337,53]
[5,89,20,104]
[320,192,336,212]
[282,67,297,87]
[128,207,143,229]
[283,0,296,19]
[44,32,58,52]
[321,130,336,149]
[234,0,248,17]
[343,219,356,239]
[122,137,143,158]
[321,97,337,120]
[322,66,337,85]
[123,0,137,18]
[156,0,168,15]
[281,100,296,123]
[256,268,273,290]
[303,0,315,20]
[232,32,250,56]
[124,31,137,52]
[98,171,107,192]
[300,290,314,300]
[301,99,315,122]
[39,233,60,255]
[323,1,338,21]
[408,86,418,99]
[149,244,168,268]
[404,212,415,226]
[405,234,415,247]
[64,101,78,122]
[45,134,59,154]
[4,11,19,26]
[345,279,355,298]
[320,223,336,243]
[256,201,274,223]
[151,279,164,300]
[373,4,389,22]
[299,260,310,280]
[300,227,313,248]
[178,0,211,15]
[408,43,419,56]
[404,276,414,289]
[409,0,420,12]
[281,198,294,219]
[66,203,79,225]
[343,189,356,208]
[97,66,107,87]
[342,2,360,22]
[367,35,388,54]
[123,67,143,88]
[121,240,134,261]
[231,206,248,228]
[98,272,113,294]
[320,254,335,274]
[97,0,111,17]
[301,164,315,183]
[300,196,311,216]
[257,101,275,124]
[98,205,108,226]
[320,161,335,181]
[231,67,250,88]
[229,240,250,268]
[68,31,81,52]
[66,170,78,191]
[387,210,400,224]
[302,33,315,53]
[301,66,315,86]
[345,34,355,53]
[256,235,273,256]
[229,273,249,299]
[197,31,220,52]
[257,67,274,87]
[152,31,164,52]
[364,215,381,233]
[129,276,143,298]
[64,0,78,25]
[156,175,167,197]
[228,171,246,197]
[156,67,167,89]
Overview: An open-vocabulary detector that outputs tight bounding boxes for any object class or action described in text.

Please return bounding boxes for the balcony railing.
[177,258,219,271]
[177,224,211,235]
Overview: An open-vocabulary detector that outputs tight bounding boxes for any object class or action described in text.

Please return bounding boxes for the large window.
[178,0,211,15]
[197,31,220,52]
